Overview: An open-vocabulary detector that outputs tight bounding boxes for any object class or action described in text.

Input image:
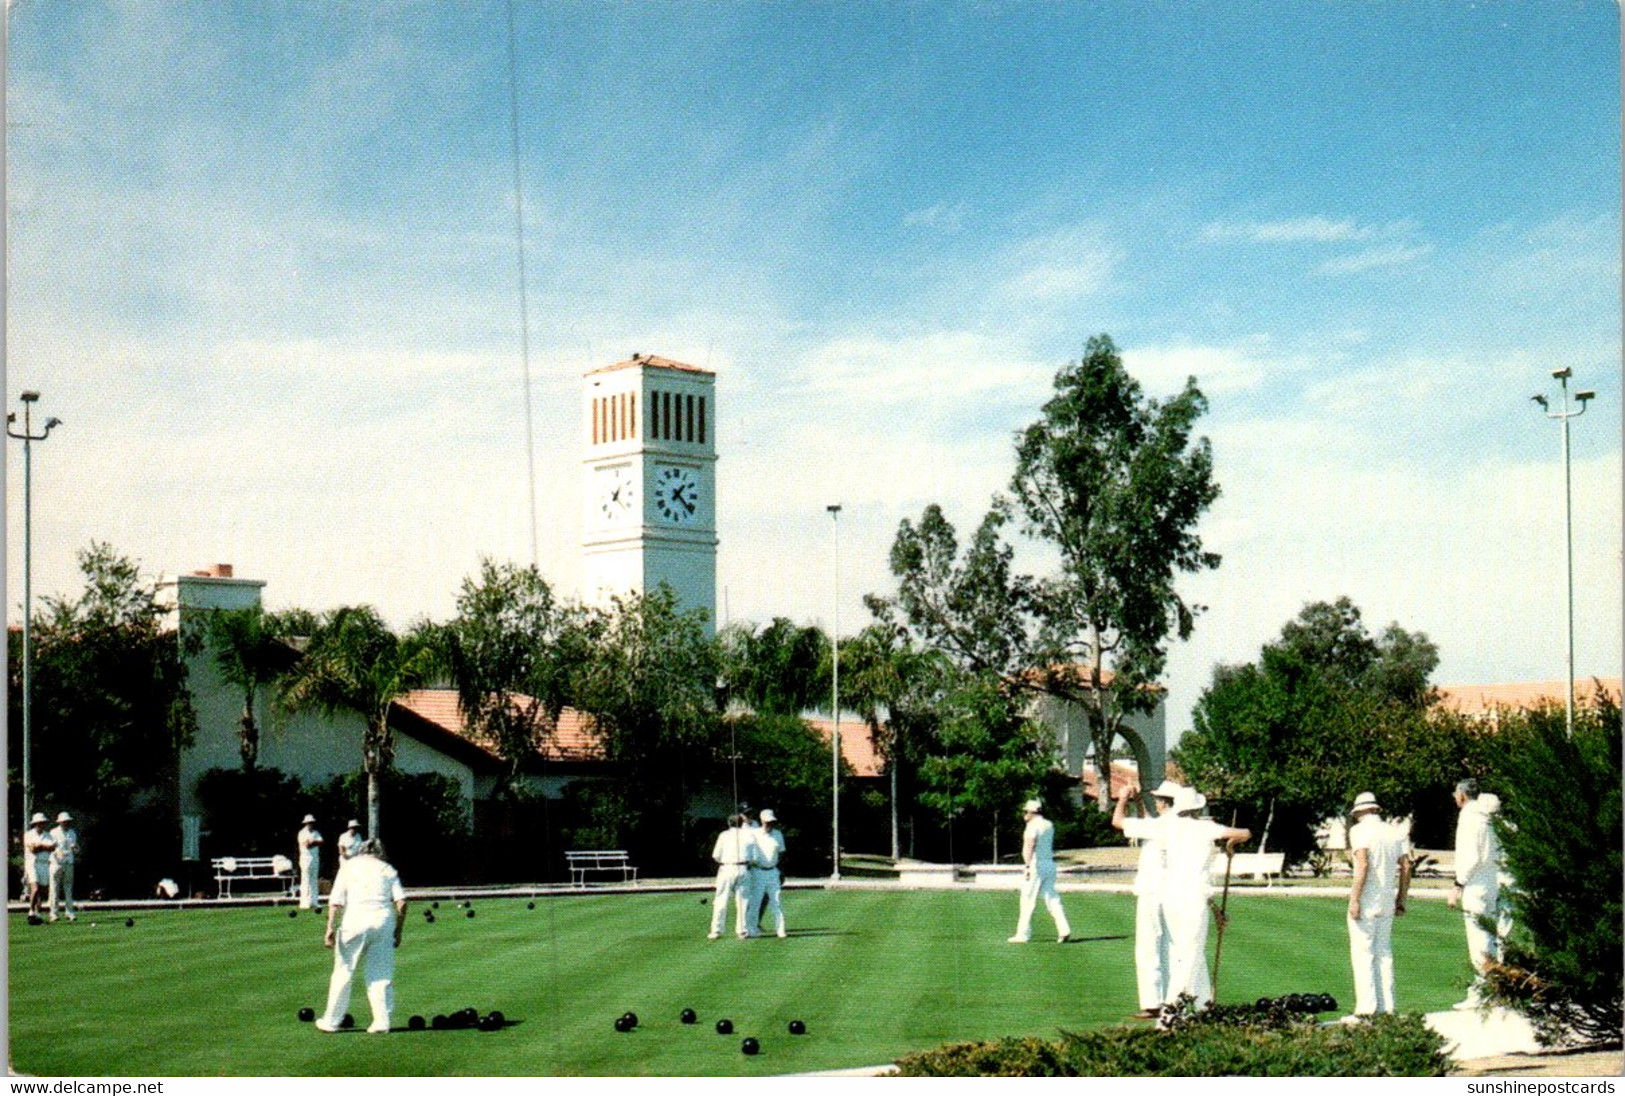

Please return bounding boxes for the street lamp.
[1531,368,1594,738]
[7,391,63,825]
[827,503,842,881]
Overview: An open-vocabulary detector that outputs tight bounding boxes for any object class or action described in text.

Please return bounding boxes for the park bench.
[212,854,297,899]
[565,850,639,888]
[895,861,959,887]
[1210,851,1286,886]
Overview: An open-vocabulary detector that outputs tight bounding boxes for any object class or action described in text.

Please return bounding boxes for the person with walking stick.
[1159,787,1249,1013]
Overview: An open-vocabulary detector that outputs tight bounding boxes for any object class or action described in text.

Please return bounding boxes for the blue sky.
[6,1,1620,740]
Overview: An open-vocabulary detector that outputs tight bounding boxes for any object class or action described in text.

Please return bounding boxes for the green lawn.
[9,889,1476,1076]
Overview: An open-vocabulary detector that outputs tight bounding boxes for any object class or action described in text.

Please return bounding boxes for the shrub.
[308,769,470,885]
[893,1014,1450,1077]
[1477,692,1621,1045]
[195,766,305,862]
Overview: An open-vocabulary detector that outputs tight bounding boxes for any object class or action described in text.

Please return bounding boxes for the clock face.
[654,465,701,524]
[598,466,636,523]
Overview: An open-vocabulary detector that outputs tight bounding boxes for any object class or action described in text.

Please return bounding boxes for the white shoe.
[1057,933,1070,944]
[367,1024,389,1034]
[777,931,787,938]
[707,932,720,940]
[1007,935,1029,944]
[314,1019,339,1033]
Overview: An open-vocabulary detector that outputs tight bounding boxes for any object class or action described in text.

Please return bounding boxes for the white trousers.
[48,860,75,919]
[1161,898,1213,1007]
[751,868,785,935]
[1348,914,1396,1015]
[321,913,396,1032]
[300,856,321,909]
[710,866,750,936]
[1013,866,1071,941]
[1135,893,1170,1009]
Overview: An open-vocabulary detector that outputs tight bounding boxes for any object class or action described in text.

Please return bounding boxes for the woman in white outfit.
[1158,787,1249,1010]
[317,838,407,1034]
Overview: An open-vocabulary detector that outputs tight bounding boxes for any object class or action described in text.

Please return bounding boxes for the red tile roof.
[585,353,712,377]
[802,717,883,778]
[394,691,604,762]
[1435,678,1621,718]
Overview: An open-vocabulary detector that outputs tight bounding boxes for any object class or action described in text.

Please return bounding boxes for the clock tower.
[582,353,718,632]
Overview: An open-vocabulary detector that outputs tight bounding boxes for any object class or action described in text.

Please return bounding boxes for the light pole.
[7,391,63,826]
[1532,368,1594,738]
[827,503,842,881]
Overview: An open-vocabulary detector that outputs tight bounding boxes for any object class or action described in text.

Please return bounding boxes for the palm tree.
[840,623,953,861]
[275,605,436,839]
[203,605,301,771]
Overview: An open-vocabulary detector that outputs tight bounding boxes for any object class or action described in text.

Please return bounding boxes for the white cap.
[1352,792,1380,814]
[1151,780,1183,800]
[1173,787,1207,815]
[29,812,48,825]
[1022,799,1043,814]
[346,819,362,829]
[758,809,777,823]
[301,814,317,825]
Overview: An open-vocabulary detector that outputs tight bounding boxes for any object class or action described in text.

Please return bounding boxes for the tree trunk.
[238,704,258,772]
[1259,797,1276,855]
[367,769,381,841]
[890,761,900,861]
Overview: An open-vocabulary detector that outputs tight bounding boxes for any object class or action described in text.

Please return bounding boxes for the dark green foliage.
[195,766,305,861]
[719,712,836,863]
[308,769,470,885]
[9,543,196,831]
[199,604,303,771]
[717,618,829,717]
[1479,692,1622,1046]
[1174,597,1454,867]
[893,1013,1450,1077]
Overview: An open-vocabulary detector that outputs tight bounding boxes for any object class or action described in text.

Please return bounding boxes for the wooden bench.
[212,855,297,898]
[1210,851,1286,886]
[565,850,638,888]
[895,861,959,887]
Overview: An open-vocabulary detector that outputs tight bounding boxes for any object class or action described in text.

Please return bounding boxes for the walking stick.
[1210,810,1238,1001]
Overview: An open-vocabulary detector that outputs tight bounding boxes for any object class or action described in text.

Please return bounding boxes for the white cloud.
[994,226,1121,304]
[1125,339,1275,396]
[903,201,969,231]
[1202,216,1372,243]
[1317,243,1434,275]
[792,331,1048,404]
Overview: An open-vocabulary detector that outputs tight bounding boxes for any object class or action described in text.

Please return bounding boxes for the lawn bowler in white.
[709,814,757,939]
[296,814,324,910]
[47,811,80,922]
[750,808,788,938]
[317,838,407,1034]
[1158,787,1250,1009]
[21,813,54,920]
[1345,791,1412,1016]
[1112,781,1181,1016]
[1447,779,1511,1008]
[337,820,364,862]
[1009,799,1071,944]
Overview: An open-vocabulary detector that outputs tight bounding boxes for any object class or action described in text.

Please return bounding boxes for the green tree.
[1480,693,1621,1045]
[200,605,304,771]
[1173,597,1451,864]
[840,621,953,860]
[11,543,198,823]
[873,336,1221,811]
[274,605,436,840]
[917,672,1057,863]
[570,587,719,867]
[1008,335,1220,807]
[433,559,588,797]
[717,617,829,718]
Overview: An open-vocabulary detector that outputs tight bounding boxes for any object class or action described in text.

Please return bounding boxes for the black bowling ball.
[408,1015,426,1031]
[716,1018,734,1035]
[621,1011,638,1028]
[680,1008,698,1024]
[788,1020,806,1035]
[340,1014,355,1030]
[297,1007,315,1022]
[431,1014,449,1030]
[614,1016,631,1033]
[741,1037,760,1055]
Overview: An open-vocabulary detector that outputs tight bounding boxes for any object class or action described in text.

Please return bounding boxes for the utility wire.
[506,0,539,568]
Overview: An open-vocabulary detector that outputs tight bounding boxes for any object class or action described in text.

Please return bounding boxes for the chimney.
[191,564,234,578]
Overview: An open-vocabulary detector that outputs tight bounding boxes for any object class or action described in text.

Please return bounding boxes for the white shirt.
[23,827,53,869]
[48,826,78,866]
[1160,816,1228,901]
[297,826,323,863]
[1023,815,1057,869]
[1350,815,1409,916]
[1454,796,1503,914]
[754,828,786,870]
[337,830,364,860]
[1122,814,1168,897]
[329,854,405,923]
[711,828,755,867]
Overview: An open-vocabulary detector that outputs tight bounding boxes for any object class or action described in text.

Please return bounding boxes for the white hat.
[758,809,777,823]
[55,811,72,823]
[346,819,362,829]
[1173,787,1207,815]
[1352,792,1380,814]
[29,812,48,825]
[1151,780,1183,800]
[1022,799,1043,814]
[301,814,317,825]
